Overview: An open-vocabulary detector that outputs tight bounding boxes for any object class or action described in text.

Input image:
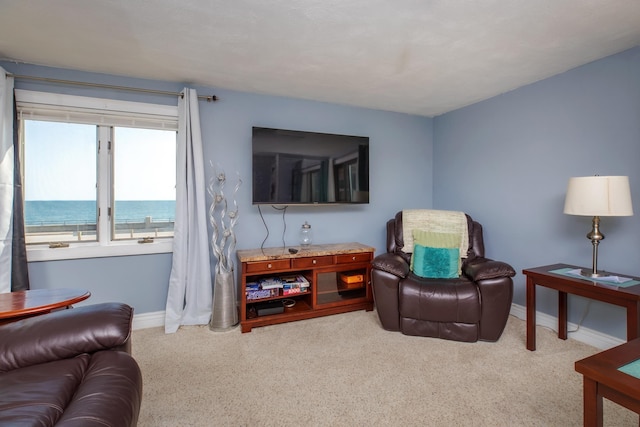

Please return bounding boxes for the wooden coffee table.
[0,288,91,324]
[575,338,640,427]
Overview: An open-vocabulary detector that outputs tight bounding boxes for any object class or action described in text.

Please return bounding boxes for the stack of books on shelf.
[245,283,278,300]
[281,275,310,295]
[245,275,310,300]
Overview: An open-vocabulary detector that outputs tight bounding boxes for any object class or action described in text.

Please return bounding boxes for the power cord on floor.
[568,300,592,334]
[539,300,592,335]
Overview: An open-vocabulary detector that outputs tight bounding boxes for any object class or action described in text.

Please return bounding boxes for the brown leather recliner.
[0,302,142,426]
[371,211,516,342]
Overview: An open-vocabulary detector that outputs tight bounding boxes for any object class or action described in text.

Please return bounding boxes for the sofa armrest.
[371,253,410,279]
[463,257,516,281]
[0,302,133,373]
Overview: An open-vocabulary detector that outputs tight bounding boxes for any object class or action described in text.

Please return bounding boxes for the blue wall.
[1,62,433,314]
[434,47,640,340]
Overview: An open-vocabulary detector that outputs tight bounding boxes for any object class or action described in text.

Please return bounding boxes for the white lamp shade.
[564,176,633,216]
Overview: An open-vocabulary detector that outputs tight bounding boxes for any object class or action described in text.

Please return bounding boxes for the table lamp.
[563,175,633,278]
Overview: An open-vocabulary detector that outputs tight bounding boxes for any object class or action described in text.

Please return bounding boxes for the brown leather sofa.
[0,302,142,426]
[371,211,516,342]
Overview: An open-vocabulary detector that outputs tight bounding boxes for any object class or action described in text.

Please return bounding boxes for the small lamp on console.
[563,175,633,278]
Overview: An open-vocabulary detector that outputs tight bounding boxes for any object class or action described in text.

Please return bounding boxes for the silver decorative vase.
[208,165,241,332]
[209,268,238,331]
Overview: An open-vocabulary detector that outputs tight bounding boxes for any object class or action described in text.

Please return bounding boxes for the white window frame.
[15,90,178,262]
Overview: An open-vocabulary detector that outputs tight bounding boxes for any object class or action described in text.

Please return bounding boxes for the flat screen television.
[252,127,369,205]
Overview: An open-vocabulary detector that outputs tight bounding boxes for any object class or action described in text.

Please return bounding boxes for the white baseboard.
[509,303,624,350]
[133,305,625,349]
[132,310,165,330]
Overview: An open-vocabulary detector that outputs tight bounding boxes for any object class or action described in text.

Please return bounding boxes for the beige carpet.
[132,311,636,426]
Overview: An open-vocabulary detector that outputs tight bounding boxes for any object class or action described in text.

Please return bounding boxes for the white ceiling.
[1,0,639,117]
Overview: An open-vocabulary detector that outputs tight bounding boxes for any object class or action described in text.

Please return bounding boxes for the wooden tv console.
[237,242,374,333]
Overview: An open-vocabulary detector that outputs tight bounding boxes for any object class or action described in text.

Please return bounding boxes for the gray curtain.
[0,68,13,293]
[11,95,29,291]
[164,88,211,333]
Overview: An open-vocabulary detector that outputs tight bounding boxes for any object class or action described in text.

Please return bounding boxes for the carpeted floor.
[132,311,636,426]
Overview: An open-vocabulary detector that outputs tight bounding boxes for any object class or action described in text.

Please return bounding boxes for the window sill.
[27,240,174,262]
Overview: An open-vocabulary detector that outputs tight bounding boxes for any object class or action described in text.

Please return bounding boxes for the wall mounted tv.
[252,127,369,205]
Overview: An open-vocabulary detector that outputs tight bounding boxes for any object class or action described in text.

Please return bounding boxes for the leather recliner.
[0,302,143,426]
[371,211,516,342]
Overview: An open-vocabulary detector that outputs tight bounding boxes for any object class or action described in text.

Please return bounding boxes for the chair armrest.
[463,257,516,281]
[371,253,410,279]
[0,302,133,373]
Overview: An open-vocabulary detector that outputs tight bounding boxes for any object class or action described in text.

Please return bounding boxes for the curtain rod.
[6,73,218,102]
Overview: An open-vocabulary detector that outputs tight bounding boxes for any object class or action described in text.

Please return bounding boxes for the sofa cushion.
[410,230,461,275]
[0,354,90,425]
[399,275,481,324]
[412,245,459,279]
[0,351,141,427]
[413,229,461,249]
[57,351,142,426]
[400,318,479,342]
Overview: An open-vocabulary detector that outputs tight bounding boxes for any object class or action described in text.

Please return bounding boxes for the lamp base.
[579,269,613,279]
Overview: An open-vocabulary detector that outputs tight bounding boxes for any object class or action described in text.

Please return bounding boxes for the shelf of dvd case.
[245,273,311,301]
[245,288,311,302]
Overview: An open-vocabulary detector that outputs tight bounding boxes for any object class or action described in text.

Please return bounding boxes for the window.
[16,90,179,261]
[23,121,98,243]
[111,127,176,241]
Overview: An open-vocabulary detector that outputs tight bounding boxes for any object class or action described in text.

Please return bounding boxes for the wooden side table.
[575,338,640,427]
[523,264,640,351]
[0,288,91,324]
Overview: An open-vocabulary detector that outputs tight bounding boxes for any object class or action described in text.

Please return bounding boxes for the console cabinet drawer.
[292,255,334,269]
[336,252,371,264]
[246,259,291,273]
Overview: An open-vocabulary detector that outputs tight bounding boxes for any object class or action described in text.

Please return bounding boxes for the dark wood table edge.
[575,338,640,426]
[0,288,91,322]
